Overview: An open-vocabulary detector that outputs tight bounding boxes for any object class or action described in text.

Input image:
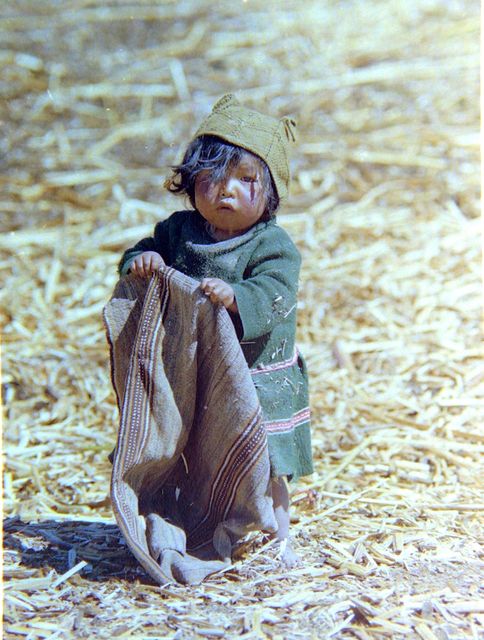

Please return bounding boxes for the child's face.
[194,153,267,239]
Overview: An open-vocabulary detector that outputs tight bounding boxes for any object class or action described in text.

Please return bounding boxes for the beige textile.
[103,269,276,584]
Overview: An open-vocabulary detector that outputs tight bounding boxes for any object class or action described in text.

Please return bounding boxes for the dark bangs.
[166,135,279,219]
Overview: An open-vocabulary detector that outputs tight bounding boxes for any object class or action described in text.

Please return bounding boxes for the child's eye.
[241,176,257,183]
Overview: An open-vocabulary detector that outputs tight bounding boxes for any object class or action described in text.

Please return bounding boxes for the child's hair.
[166,135,279,221]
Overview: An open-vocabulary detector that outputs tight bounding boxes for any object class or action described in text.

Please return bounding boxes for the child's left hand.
[200,278,238,314]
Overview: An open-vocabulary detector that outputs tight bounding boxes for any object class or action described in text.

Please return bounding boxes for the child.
[118,94,313,566]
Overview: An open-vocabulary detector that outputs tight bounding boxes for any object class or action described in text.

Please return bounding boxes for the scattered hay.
[1,0,481,638]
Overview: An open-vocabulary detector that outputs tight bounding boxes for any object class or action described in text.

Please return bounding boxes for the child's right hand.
[129,251,164,277]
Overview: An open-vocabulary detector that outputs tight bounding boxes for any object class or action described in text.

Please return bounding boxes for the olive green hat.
[194,93,296,200]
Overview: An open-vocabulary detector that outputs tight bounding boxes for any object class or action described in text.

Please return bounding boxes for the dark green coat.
[119,210,313,479]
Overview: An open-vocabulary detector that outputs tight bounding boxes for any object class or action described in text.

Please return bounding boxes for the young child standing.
[118,94,313,566]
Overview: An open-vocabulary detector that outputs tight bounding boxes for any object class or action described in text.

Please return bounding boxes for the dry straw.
[1,0,482,638]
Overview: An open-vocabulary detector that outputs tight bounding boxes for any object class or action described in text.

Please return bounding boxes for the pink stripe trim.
[250,349,298,376]
[263,407,311,434]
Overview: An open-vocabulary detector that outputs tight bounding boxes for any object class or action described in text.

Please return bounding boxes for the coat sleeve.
[231,229,301,342]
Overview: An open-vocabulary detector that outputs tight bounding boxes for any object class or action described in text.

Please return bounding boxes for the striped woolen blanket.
[103,269,276,585]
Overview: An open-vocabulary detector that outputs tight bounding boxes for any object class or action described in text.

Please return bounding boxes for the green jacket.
[119,210,313,479]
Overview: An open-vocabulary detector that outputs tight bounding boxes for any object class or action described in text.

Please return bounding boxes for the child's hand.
[200,278,238,313]
[130,251,164,277]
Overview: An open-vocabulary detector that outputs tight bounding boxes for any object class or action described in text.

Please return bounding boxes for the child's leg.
[271,476,300,567]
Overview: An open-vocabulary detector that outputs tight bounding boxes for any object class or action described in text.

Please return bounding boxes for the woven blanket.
[103,269,276,585]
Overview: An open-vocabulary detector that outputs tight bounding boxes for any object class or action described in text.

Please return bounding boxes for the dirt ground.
[1,1,482,638]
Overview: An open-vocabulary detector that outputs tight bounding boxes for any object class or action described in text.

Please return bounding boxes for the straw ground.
[1,1,482,638]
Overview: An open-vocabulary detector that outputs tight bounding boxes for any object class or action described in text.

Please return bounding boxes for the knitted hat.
[194,94,296,200]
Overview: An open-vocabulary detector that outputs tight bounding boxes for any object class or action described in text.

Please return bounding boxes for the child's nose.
[221,177,236,196]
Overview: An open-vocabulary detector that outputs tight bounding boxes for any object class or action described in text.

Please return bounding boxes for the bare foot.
[275,539,302,568]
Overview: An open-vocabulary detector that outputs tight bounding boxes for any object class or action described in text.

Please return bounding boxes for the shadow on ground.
[3,516,156,584]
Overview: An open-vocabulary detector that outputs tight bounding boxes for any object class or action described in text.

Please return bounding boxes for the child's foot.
[275,538,301,568]
[270,476,301,568]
